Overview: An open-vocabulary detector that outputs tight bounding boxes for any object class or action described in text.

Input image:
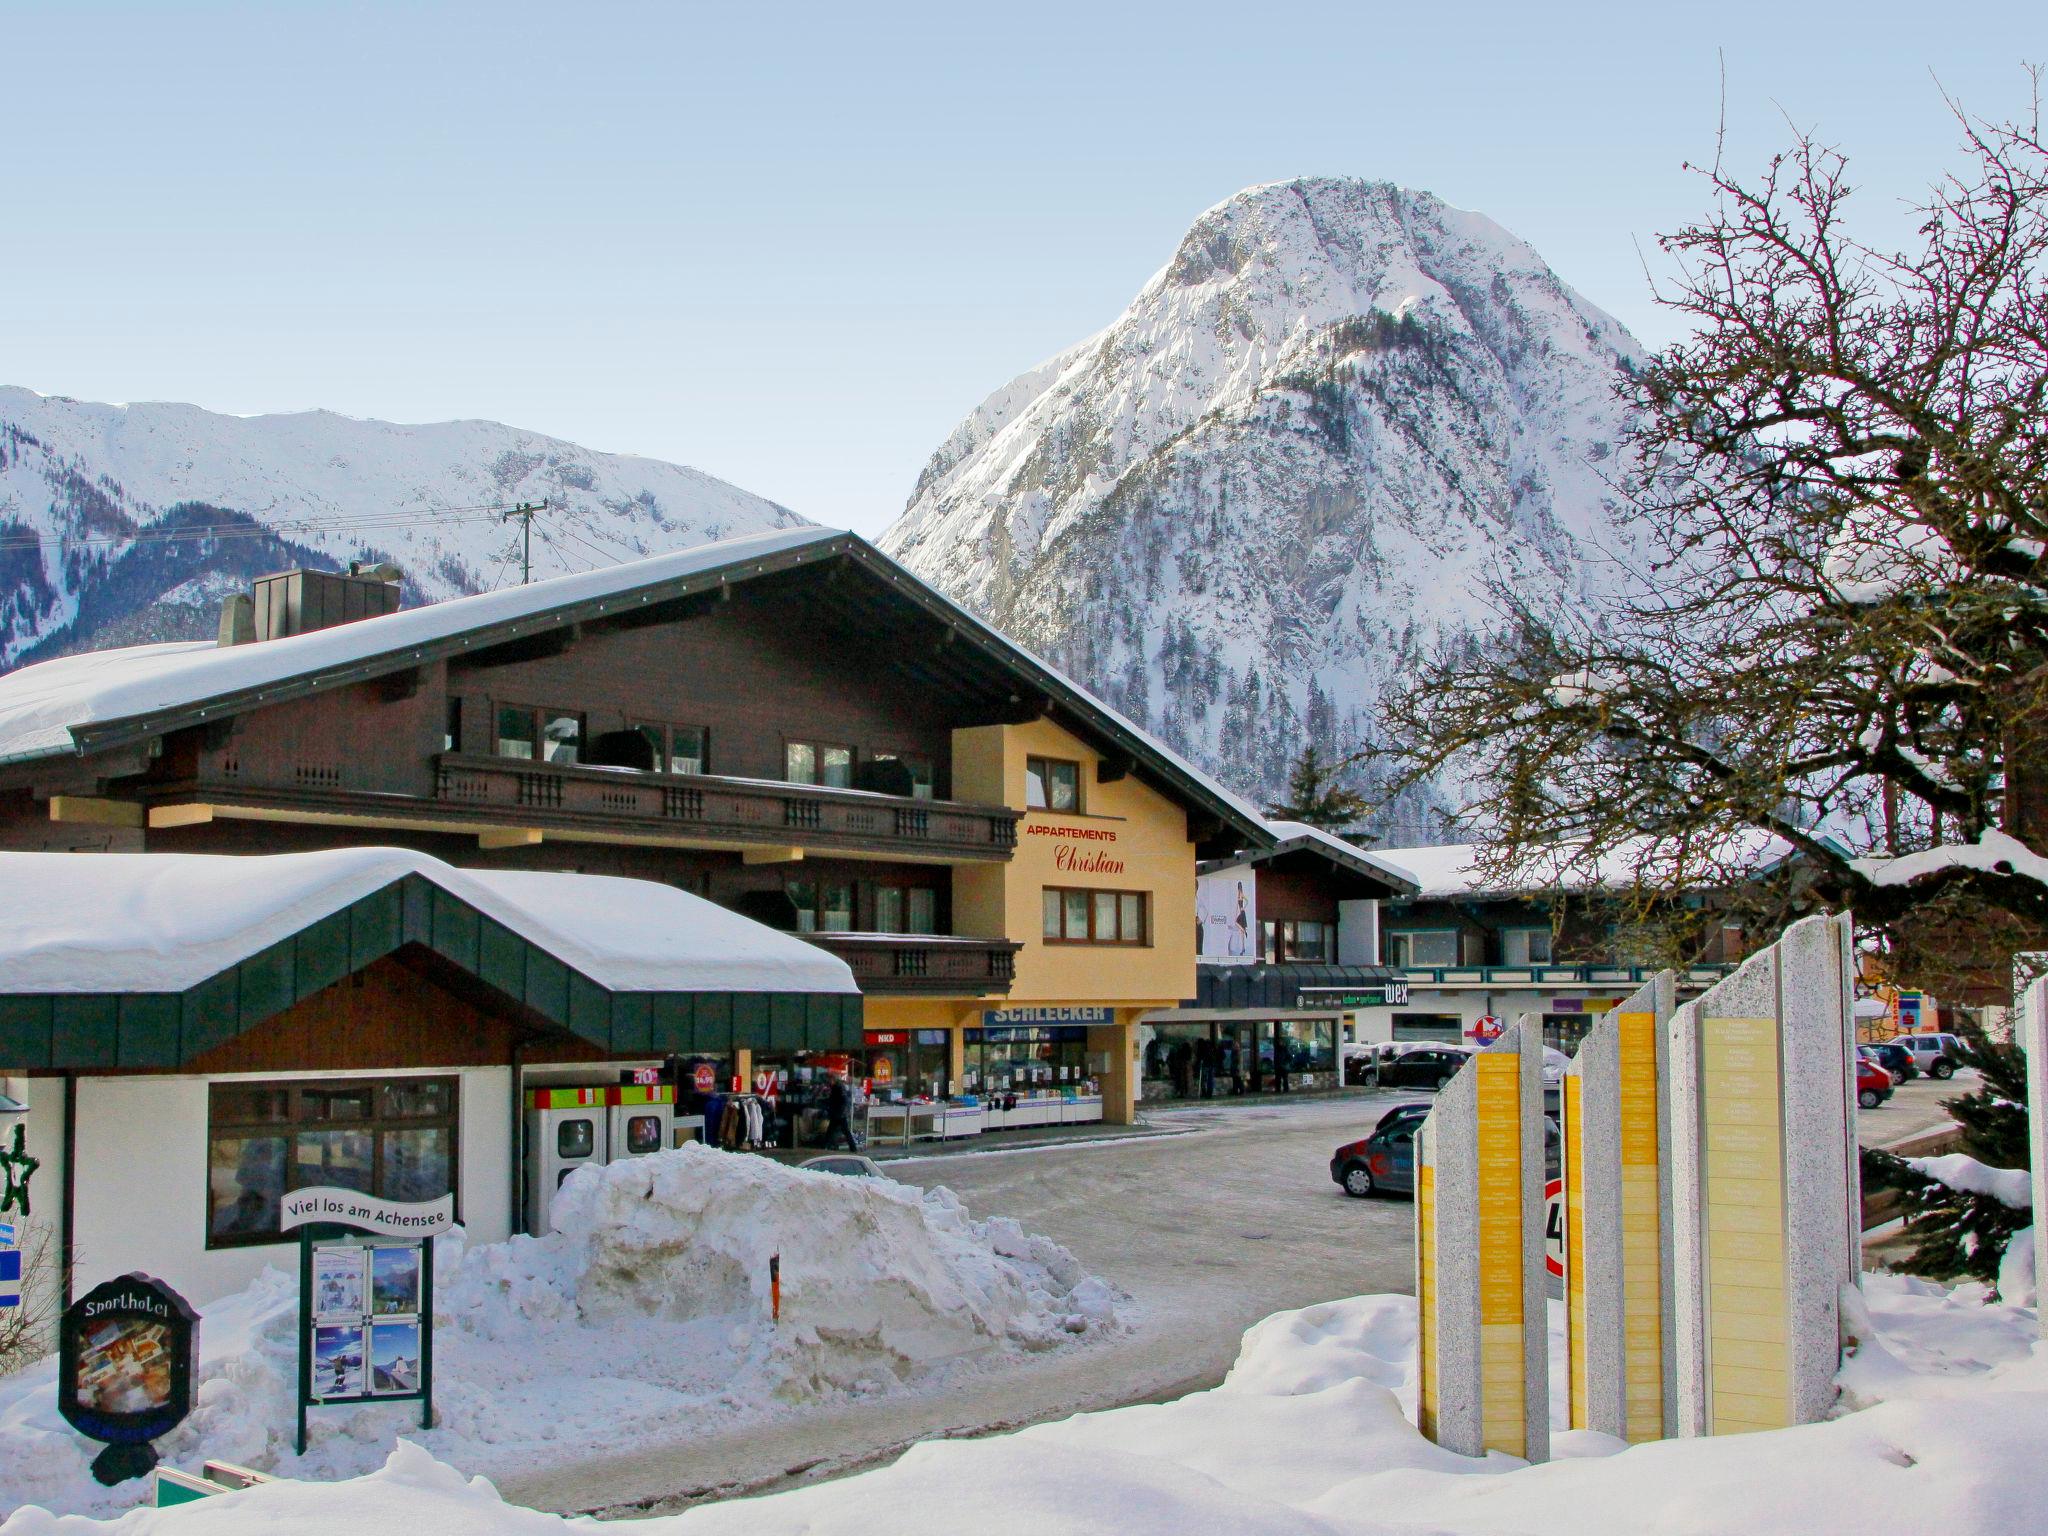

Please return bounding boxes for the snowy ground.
[0,1145,1122,1521]
[3,1270,2042,1536]
[513,1091,1414,1514]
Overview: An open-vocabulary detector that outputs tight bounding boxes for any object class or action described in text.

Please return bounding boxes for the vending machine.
[607,1083,675,1161]
[523,1085,609,1235]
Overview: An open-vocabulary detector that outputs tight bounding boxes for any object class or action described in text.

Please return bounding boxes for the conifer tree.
[1860,1033,2035,1293]
[1266,743,1371,831]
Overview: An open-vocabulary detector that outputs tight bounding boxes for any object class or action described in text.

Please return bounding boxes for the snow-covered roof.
[1376,832,1794,901]
[0,525,1269,845]
[1254,820,1420,895]
[0,847,858,995]
[0,526,839,764]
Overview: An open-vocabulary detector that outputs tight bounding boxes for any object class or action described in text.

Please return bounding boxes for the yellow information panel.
[1473,1054,1524,1454]
[1564,1072,1588,1429]
[1616,1010,1663,1441]
[1417,1161,1438,1441]
[1701,1015,1789,1434]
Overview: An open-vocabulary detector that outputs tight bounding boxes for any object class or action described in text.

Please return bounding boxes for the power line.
[498,500,550,585]
[0,500,522,555]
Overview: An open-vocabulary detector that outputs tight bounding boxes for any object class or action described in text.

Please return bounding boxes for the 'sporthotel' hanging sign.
[58,1273,199,1485]
[279,1187,455,1238]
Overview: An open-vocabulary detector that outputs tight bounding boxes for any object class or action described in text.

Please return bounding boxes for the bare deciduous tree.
[1378,80,2048,981]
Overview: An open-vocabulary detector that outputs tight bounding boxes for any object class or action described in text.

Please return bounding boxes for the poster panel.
[1195,865,1256,963]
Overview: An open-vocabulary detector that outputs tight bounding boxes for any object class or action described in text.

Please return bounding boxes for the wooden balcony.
[803,933,1022,996]
[144,754,1020,863]
[424,755,1019,860]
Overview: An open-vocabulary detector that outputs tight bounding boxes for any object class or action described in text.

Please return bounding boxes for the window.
[786,878,855,933]
[874,886,939,935]
[1025,756,1080,812]
[444,697,462,754]
[786,741,853,789]
[633,721,708,775]
[207,1076,457,1247]
[1388,929,1458,967]
[869,751,935,800]
[495,705,583,765]
[1260,919,1331,963]
[1501,927,1552,965]
[1042,886,1147,944]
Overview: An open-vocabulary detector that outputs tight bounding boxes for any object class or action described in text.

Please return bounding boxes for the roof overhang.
[9,529,1270,856]
[0,853,861,1072]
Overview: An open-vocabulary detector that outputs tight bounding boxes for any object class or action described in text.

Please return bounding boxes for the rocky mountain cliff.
[879,177,1646,833]
[0,388,804,669]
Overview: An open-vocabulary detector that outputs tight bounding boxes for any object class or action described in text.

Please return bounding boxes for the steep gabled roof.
[0,527,1270,848]
[1198,819,1419,897]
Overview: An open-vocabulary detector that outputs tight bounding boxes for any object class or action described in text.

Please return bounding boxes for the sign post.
[1667,913,1857,1435]
[58,1273,199,1485]
[1559,971,1676,1443]
[282,1187,452,1454]
[1415,1021,1549,1461]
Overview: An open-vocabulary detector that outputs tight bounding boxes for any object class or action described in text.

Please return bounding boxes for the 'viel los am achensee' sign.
[279,1188,455,1238]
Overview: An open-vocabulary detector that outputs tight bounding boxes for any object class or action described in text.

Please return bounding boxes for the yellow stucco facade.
[940,717,1199,1121]
[854,717,1200,1123]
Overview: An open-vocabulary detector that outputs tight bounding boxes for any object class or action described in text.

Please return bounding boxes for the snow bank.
[0,1146,1119,1520]
[1907,1152,2033,1209]
[8,1273,2044,1535]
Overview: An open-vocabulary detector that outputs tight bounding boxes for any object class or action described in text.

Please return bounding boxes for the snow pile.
[7,1274,2044,1535]
[1906,1152,2033,1210]
[0,1146,1119,1520]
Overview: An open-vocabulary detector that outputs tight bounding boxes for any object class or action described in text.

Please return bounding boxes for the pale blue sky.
[4,2,2040,533]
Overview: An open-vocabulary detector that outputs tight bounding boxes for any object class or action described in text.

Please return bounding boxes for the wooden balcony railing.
[420,754,1019,859]
[802,933,1022,996]
[163,753,1020,862]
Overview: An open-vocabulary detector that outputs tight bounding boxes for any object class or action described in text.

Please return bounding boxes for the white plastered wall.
[70,1066,510,1308]
[1336,899,1380,965]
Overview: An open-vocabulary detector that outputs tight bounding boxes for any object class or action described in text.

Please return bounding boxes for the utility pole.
[500,500,549,585]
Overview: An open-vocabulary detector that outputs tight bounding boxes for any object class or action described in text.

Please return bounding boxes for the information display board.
[1698,1013,1790,1434]
[284,1186,448,1453]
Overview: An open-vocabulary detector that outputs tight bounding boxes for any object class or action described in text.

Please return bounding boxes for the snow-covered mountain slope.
[0,388,806,669]
[880,177,1645,827]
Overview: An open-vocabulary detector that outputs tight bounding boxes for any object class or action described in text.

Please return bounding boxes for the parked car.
[1375,1046,1474,1091]
[1332,1114,1559,1199]
[1866,1040,1916,1080]
[1885,1032,1967,1080]
[798,1154,889,1179]
[1855,1057,1894,1111]
[1371,1101,1435,1137]
[1331,1120,1417,1198]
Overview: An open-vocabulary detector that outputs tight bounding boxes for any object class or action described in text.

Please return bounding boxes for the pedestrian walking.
[823,1071,859,1152]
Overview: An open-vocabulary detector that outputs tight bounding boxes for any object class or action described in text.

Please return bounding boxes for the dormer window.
[1025,756,1080,812]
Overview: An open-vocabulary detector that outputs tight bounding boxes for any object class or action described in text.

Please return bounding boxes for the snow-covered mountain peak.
[881,176,1646,824]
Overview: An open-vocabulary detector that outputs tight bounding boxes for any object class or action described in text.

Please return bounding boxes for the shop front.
[1149,962,1406,1100]
[1137,1011,1342,1099]
[0,848,860,1313]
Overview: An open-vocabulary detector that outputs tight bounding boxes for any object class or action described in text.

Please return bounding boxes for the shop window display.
[207,1076,457,1247]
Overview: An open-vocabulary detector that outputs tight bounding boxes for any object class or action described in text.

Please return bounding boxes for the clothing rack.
[706,1092,770,1151]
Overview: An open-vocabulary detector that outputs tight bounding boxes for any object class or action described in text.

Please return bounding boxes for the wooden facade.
[0,538,1260,1003]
